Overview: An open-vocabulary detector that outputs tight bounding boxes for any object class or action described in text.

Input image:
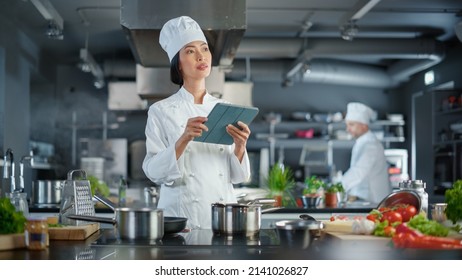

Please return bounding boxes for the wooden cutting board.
[48,223,100,240]
[0,233,26,251]
[321,219,392,249]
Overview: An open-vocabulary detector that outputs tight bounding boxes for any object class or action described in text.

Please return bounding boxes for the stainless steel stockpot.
[67,195,164,240]
[31,180,64,205]
[211,199,277,236]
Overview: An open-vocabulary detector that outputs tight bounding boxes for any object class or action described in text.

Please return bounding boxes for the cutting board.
[0,233,26,251]
[321,219,392,249]
[48,223,100,240]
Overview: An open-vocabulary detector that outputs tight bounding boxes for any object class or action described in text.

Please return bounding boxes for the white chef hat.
[159,16,208,62]
[345,102,377,125]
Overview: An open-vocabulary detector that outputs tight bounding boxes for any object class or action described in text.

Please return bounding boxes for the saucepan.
[275,214,325,249]
[211,198,280,236]
[67,195,165,240]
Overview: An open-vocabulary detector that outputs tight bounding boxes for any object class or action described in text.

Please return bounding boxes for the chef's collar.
[179,86,214,103]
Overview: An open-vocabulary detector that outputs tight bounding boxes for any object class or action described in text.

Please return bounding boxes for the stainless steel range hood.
[120,0,246,70]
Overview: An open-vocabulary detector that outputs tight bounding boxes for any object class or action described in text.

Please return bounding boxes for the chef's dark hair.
[170,53,183,86]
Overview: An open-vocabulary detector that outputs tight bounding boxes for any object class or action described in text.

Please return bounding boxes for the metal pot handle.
[261,207,282,214]
[247,198,276,205]
[66,214,116,225]
[93,194,116,211]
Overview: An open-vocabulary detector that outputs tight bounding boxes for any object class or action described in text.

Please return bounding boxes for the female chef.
[341,102,391,204]
[142,16,251,229]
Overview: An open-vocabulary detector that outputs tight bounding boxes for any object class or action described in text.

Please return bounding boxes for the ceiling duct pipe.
[228,59,391,88]
[120,0,246,70]
[234,37,444,88]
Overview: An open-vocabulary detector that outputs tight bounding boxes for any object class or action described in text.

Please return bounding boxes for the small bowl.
[300,195,322,209]
[377,190,421,212]
[275,220,324,249]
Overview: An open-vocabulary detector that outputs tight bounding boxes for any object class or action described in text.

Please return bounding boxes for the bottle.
[118,176,127,206]
[398,180,429,217]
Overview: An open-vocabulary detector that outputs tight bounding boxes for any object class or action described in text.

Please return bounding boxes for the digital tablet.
[194,103,259,145]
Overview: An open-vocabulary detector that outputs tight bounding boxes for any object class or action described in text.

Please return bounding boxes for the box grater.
[59,170,96,226]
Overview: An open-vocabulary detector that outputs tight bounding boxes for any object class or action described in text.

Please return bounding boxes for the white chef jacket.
[341,130,391,204]
[142,87,251,229]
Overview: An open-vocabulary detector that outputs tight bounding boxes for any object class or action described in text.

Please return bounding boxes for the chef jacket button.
[219,197,224,201]
[193,198,199,202]
[219,147,224,152]
[219,173,223,177]
[189,173,195,177]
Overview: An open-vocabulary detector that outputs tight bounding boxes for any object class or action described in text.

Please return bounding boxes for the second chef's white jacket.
[142,87,251,229]
[341,130,391,204]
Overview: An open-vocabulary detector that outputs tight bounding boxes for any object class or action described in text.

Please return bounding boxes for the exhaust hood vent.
[120,0,246,70]
[136,65,225,102]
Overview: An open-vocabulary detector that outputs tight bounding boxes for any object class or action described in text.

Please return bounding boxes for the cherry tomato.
[366,213,379,222]
[402,205,417,222]
[384,226,396,237]
[380,211,403,224]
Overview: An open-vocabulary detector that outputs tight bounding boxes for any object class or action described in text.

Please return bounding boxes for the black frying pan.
[164,216,188,234]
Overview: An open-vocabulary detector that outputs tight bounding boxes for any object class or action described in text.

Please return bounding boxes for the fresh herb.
[407,213,449,237]
[0,198,27,234]
[265,164,296,207]
[303,176,326,195]
[326,182,345,194]
[445,180,462,224]
[87,175,110,197]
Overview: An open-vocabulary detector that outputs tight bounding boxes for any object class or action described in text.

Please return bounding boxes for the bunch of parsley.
[0,198,27,234]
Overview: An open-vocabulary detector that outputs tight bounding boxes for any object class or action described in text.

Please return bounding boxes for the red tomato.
[366,213,379,222]
[402,205,417,222]
[380,211,403,224]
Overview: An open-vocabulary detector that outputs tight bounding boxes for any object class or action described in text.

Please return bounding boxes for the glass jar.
[25,218,48,250]
[8,192,29,217]
[398,180,429,217]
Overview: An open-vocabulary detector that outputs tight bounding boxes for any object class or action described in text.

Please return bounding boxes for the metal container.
[67,195,164,240]
[275,219,324,249]
[32,180,64,205]
[211,199,277,236]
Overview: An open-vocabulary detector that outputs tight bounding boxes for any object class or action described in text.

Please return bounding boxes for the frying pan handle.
[66,214,116,225]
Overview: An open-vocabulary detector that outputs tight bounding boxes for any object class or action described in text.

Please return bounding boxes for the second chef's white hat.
[345,102,377,125]
[159,16,208,62]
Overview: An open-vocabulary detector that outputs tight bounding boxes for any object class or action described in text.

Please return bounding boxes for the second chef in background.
[341,102,391,204]
[142,16,252,229]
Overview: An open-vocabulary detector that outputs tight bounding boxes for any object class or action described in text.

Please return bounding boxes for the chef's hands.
[183,116,208,141]
[227,121,251,162]
[175,118,251,162]
[175,117,208,159]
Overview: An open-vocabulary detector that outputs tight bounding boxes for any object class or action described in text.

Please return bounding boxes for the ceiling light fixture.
[30,0,63,40]
[79,48,105,89]
[338,0,381,41]
[340,20,359,41]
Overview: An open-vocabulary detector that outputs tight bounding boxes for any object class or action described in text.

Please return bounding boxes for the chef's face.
[179,41,211,82]
[346,121,369,138]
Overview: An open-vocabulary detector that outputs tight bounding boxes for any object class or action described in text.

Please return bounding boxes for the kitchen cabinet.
[431,89,462,194]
